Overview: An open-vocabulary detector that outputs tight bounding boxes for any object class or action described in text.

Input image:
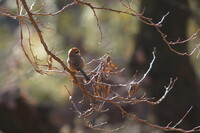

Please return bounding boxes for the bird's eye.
[75,50,79,54]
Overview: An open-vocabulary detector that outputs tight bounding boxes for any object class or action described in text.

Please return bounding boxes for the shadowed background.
[0,0,200,133]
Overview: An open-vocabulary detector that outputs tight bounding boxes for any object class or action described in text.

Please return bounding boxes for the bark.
[129,0,200,130]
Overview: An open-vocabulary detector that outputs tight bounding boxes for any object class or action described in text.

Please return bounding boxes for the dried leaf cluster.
[0,0,200,132]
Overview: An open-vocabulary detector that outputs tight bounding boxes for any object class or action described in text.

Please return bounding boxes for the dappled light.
[1,0,200,133]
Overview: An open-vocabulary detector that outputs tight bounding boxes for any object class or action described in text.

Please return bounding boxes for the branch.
[19,0,70,73]
[1,1,199,132]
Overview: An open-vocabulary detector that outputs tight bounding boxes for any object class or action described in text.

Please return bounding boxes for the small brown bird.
[67,47,90,81]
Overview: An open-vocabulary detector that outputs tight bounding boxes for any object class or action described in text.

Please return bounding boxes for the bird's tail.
[79,68,90,81]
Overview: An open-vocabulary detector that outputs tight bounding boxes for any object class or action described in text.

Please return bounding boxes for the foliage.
[0,0,200,132]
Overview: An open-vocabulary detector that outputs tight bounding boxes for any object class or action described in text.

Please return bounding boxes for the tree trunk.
[129,0,200,130]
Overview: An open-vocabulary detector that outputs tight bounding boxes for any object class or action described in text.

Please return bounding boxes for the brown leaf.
[107,55,111,63]
[128,82,139,96]
[109,63,118,70]
[103,68,111,72]
[92,84,100,96]
[97,73,102,82]
[106,85,111,98]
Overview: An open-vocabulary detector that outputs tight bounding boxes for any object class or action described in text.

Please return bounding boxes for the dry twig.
[1,0,200,132]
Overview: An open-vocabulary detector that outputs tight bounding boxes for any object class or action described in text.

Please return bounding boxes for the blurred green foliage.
[0,0,200,106]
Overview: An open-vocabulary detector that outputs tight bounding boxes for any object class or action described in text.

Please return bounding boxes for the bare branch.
[173,106,193,128]
[1,1,199,132]
[156,12,169,25]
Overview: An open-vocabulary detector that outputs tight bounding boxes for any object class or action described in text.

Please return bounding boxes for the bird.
[67,47,90,81]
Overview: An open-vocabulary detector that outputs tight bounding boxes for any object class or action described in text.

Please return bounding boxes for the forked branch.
[0,0,199,132]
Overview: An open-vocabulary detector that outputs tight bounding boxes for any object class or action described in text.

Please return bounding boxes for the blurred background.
[0,0,200,133]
